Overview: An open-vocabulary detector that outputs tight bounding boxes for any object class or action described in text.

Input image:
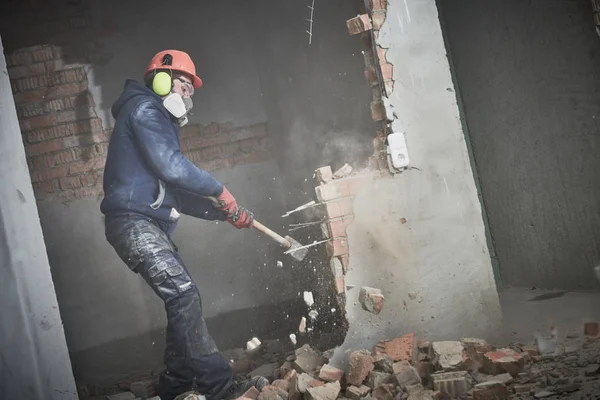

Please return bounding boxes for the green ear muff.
[153,71,172,96]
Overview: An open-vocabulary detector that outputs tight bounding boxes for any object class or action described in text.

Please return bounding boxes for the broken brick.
[306,381,341,400]
[346,385,371,400]
[315,166,334,185]
[414,361,434,381]
[373,354,394,374]
[432,341,464,370]
[472,381,509,400]
[271,380,290,392]
[584,322,599,338]
[367,371,393,389]
[258,385,288,400]
[375,333,414,361]
[371,11,386,30]
[393,361,421,389]
[371,384,394,400]
[483,349,525,377]
[359,287,384,314]
[347,14,372,35]
[431,371,472,398]
[319,364,344,382]
[348,350,375,386]
[294,344,321,374]
[241,386,261,400]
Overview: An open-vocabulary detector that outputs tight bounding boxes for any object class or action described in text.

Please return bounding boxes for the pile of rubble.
[99,324,600,400]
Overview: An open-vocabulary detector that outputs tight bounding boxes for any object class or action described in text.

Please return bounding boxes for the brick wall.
[6,49,274,203]
[312,166,374,308]
[346,0,392,171]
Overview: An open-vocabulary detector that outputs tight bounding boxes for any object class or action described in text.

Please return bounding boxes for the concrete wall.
[0,35,77,400]
[437,0,600,290]
[331,0,503,367]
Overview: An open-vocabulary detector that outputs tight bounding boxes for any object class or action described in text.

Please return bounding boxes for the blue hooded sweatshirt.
[100,79,227,224]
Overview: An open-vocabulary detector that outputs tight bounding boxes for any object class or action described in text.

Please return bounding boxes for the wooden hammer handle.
[206,196,291,249]
[252,220,292,250]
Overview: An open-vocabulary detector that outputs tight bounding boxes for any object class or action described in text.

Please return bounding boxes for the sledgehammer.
[206,196,309,262]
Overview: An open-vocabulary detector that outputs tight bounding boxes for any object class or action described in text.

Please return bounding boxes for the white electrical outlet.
[387,132,410,171]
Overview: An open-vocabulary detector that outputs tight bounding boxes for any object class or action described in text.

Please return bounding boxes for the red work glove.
[216,186,255,229]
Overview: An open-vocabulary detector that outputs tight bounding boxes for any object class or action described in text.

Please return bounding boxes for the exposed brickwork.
[314,169,374,305]
[6,40,273,204]
[345,0,393,172]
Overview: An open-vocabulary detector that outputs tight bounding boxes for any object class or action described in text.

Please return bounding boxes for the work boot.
[221,376,269,400]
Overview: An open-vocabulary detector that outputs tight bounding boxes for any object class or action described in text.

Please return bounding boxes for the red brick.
[179,124,200,139]
[347,350,374,386]
[335,277,345,294]
[16,103,45,118]
[73,186,103,201]
[325,198,354,219]
[25,138,64,157]
[238,137,272,153]
[199,123,220,136]
[230,124,267,141]
[370,101,387,121]
[284,370,297,382]
[372,11,386,30]
[472,382,509,400]
[45,59,66,72]
[182,132,231,151]
[30,165,68,183]
[6,51,33,67]
[32,46,57,62]
[240,387,260,400]
[375,334,415,362]
[32,180,56,195]
[376,47,387,64]
[13,89,46,103]
[369,0,387,10]
[585,322,599,337]
[328,216,354,238]
[80,171,103,187]
[326,237,349,257]
[380,63,393,81]
[68,157,106,175]
[12,76,45,92]
[46,148,79,166]
[60,176,82,190]
[347,14,372,35]
[195,158,234,172]
[233,149,272,166]
[319,365,344,382]
[483,349,525,376]
[45,81,88,100]
[8,63,46,79]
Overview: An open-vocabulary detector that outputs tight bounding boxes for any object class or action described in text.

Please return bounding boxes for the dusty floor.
[498,287,600,344]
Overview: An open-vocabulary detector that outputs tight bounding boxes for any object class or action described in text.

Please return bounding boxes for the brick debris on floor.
[96,320,600,400]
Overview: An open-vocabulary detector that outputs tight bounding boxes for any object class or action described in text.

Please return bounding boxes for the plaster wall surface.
[438,0,600,289]
[331,0,502,368]
[0,36,78,400]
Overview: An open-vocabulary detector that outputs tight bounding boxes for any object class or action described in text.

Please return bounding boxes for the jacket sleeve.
[176,189,228,221]
[130,100,224,197]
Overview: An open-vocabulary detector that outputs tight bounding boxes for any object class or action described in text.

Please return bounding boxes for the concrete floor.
[498,287,600,345]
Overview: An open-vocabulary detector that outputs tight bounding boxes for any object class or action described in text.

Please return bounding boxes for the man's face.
[172,74,194,99]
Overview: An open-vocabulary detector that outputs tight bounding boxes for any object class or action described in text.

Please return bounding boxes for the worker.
[100,50,268,400]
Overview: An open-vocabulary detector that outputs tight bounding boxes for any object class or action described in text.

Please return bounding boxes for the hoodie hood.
[111,79,163,120]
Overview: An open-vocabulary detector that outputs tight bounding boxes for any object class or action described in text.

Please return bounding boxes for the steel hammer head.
[284,235,308,262]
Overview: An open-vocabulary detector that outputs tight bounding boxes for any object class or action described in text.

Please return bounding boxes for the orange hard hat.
[145,50,203,89]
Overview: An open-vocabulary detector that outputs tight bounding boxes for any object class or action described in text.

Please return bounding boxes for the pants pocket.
[146,256,194,302]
